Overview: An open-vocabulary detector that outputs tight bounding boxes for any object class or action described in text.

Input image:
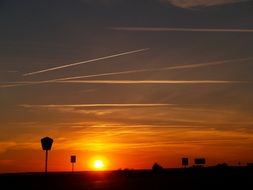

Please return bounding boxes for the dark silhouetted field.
[1,167,253,190]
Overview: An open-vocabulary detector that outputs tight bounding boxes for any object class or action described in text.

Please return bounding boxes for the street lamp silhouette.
[70,155,76,172]
[41,137,53,174]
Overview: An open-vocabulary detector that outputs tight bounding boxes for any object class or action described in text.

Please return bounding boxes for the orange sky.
[1,106,253,173]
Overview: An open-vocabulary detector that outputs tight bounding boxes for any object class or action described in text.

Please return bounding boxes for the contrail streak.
[20,103,173,108]
[0,79,246,88]
[52,80,248,84]
[0,80,56,88]
[111,27,253,33]
[1,57,250,88]
[23,48,150,76]
[49,57,251,81]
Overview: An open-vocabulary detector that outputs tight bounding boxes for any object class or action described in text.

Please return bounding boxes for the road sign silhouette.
[182,157,189,167]
[70,155,76,172]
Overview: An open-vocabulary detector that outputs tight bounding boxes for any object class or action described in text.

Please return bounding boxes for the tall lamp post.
[41,137,54,174]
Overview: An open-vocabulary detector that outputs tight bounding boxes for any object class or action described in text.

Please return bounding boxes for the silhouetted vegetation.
[152,162,164,173]
[215,163,229,168]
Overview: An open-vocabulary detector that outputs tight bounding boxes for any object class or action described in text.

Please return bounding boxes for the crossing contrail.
[23,48,150,76]
[2,57,250,88]
[48,57,251,81]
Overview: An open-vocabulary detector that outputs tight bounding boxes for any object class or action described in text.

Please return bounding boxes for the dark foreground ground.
[1,167,253,190]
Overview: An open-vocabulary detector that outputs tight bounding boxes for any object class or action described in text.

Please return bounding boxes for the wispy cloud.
[0,70,19,73]
[23,48,149,76]
[167,0,251,8]
[0,142,17,153]
[79,0,250,8]
[111,27,253,33]
[20,103,173,108]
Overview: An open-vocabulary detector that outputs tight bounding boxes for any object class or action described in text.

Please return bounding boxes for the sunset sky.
[1,0,253,173]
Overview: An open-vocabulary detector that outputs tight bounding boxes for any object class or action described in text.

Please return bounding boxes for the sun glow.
[88,155,108,171]
[93,160,104,169]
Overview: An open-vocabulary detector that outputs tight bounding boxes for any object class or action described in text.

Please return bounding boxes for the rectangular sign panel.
[71,155,76,163]
[182,157,189,166]
[194,158,206,165]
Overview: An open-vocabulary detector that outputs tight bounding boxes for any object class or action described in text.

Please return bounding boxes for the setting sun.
[93,160,104,170]
[88,156,108,170]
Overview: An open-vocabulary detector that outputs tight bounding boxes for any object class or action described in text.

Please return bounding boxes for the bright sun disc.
[93,160,104,169]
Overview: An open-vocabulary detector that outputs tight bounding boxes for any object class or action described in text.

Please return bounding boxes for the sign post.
[182,157,189,168]
[194,158,206,167]
[70,155,76,172]
[41,137,54,174]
